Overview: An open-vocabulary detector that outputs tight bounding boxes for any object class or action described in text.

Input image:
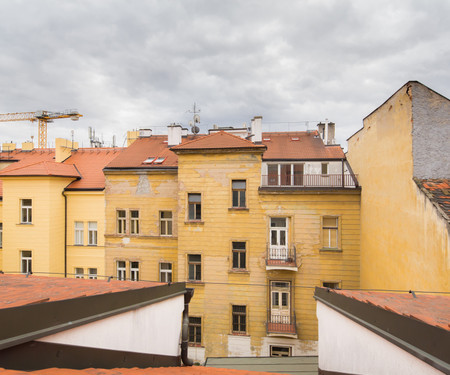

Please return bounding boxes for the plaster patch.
[122,237,130,244]
[136,175,151,195]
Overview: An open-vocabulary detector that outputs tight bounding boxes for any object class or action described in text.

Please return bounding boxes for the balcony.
[266,245,298,271]
[261,173,359,189]
[267,312,297,338]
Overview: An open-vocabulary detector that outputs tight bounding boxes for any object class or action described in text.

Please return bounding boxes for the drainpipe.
[62,190,67,278]
[181,288,194,366]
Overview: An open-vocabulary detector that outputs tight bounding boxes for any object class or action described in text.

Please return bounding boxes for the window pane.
[161,211,172,218]
[239,252,246,269]
[271,218,286,227]
[188,194,201,203]
[240,191,246,207]
[232,191,239,207]
[232,180,246,189]
[323,217,337,227]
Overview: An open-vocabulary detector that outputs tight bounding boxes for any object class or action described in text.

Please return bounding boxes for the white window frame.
[117,260,126,280]
[74,221,84,245]
[188,316,202,345]
[160,262,173,282]
[188,193,202,221]
[323,216,339,249]
[130,261,139,281]
[88,268,98,279]
[232,305,247,334]
[232,241,246,270]
[130,210,140,235]
[88,221,98,245]
[188,254,202,281]
[75,267,84,279]
[160,211,173,236]
[20,199,32,224]
[117,210,127,235]
[232,180,246,208]
[21,251,32,274]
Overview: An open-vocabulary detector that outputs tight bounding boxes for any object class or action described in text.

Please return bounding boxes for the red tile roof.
[170,131,266,151]
[330,289,450,331]
[0,274,165,309]
[261,131,344,160]
[0,161,80,178]
[0,367,285,375]
[63,148,124,189]
[415,179,450,223]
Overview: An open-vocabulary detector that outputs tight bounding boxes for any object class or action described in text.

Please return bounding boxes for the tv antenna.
[188,103,200,134]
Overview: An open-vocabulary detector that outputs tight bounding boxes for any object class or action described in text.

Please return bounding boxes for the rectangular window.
[188,254,201,281]
[232,305,247,334]
[130,210,139,235]
[0,223,2,248]
[188,317,202,345]
[74,221,84,245]
[270,346,292,357]
[232,180,246,208]
[322,281,340,289]
[160,211,173,236]
[323,217,339,248]
[160,262,173,282]
[188,193,201,221]
[88,221,97,245]
[130,261,139,281]
[75,267,84,279]
[21,251,32,274]
[117,260,126,280]
[232,242,246,269]
[117,210,126,234]
[321,163,329,175]
[88,268,98,279]
[20,199,32,224]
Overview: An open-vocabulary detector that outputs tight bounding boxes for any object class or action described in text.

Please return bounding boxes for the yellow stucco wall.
[104,171,179,280]
[0,201,3,269]
[347,85,449,292]
[2,176,75,275]
[66,191,107,278]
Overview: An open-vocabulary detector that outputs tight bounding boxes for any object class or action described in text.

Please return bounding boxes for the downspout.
[181,288,194,366]
[62,190,67,278]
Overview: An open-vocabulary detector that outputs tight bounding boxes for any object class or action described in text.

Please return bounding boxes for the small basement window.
[270,346,292,357]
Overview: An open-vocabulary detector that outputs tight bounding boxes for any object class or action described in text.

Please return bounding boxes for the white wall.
[317,302,443,375]
[38,295,184,357]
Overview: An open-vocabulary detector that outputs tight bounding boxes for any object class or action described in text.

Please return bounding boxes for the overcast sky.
[0,0,449,148]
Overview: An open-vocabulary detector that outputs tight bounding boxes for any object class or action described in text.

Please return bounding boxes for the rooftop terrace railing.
[261,173,358,188]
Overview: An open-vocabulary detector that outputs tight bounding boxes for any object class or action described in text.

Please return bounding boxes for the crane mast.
[0,110,82,148]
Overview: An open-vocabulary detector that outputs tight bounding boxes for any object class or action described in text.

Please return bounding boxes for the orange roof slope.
[63,148,123,189]
[0,367,286,375]
[331,289,450,331]
[0,161,80,178]
[415,179,450,222]
[0,274,164,309]
[262,131,344,160]
[171,131,266,151]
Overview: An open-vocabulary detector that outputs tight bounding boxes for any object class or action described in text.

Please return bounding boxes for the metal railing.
[261,174,358,188]
[266,245,297,266]
[266,311,297,335]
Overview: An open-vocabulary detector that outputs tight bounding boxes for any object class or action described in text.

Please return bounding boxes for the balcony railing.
[266,245,297,268]
[267,311,297,336]
[261,174,358,188]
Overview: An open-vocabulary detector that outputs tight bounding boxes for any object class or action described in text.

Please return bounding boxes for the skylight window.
[144,157,156,164]
[263,137,271,141]
[154,157,165,164]
[291,137,300,141]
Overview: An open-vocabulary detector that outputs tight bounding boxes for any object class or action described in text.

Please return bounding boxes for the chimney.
[22,141,34,151]
[252,116,262,143]
[2,143,16,151]
[168,124,182,146]
[139,129,152,138]
[317,121,336,145]
[55,138,78,163]
[127,130,139,146]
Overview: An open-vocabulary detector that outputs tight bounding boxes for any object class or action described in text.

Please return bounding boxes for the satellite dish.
[194,114,200,123]
[192,125,200,134]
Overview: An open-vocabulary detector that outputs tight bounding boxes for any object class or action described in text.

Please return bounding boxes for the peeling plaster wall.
[411,82,450,179]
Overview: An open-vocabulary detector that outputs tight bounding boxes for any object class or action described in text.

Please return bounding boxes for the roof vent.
[139,129,152,138]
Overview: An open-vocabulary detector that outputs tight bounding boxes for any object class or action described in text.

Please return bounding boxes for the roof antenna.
[188,103,200,135]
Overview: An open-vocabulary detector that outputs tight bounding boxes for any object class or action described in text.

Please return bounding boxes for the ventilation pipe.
[181,288,194,366]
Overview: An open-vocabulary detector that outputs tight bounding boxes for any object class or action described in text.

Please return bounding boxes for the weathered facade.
[347,81,450,292]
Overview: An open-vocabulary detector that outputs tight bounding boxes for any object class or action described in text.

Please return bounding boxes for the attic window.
[144,157,156,164]
[291,137,299,141]
[154,157,165,164]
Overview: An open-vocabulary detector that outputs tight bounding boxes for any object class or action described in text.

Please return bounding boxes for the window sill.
[74,244,84,246]
[228,269,250,274]
[320,248,343,253]
[230,332,249,336]
[17,223,33,226]
[187,280,204,285]
[87,245,98,247]
[184,220,204,225]
[228,207,249,212]
[188,343,204,348]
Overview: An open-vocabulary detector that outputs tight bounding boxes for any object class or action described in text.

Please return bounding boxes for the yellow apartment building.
[102,119,361,361]
[0,139,122,279]
[347,81,450,292]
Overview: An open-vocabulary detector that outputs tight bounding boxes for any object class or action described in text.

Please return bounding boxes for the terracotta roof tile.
[0,367,285,374]
[0,274,165,309]
[170,131,266,151]
[0,161,80,178]
[331,289,450,331]
[415,179,450,222]
[262,131,344,160]
[63,148,123,189]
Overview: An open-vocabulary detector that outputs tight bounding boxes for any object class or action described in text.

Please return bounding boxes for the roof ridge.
[171,130,263,150]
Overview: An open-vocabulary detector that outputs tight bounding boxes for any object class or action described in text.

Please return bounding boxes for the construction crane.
[0,110,82,148]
